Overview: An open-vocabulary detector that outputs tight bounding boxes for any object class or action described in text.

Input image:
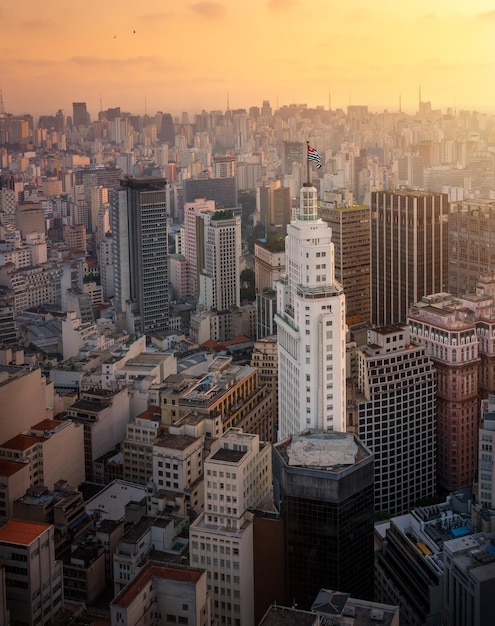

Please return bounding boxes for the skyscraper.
[371,190,449,325]
[276,182,347,440]
[198,210,241,311]
[72,101,89,127]
[355,325,437,515]
[273,430,374,609]
[320,190,371,325]
[449,199,495,297]
[183,198,215,298]
[112,176,169,336]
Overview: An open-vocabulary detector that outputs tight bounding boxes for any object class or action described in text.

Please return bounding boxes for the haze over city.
[2,0,495,116]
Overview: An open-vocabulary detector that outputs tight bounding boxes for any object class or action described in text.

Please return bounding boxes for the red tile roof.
[0,434,43,451]
[0,519,51,545]
[31,419,64,431]
[0,459,28,477]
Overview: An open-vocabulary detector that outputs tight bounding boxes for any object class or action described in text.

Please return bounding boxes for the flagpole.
[306,141,310,185]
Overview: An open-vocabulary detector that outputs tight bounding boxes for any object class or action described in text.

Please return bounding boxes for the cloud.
[189,2,225,19]
[70,56,160,67]
[476,10,495,20]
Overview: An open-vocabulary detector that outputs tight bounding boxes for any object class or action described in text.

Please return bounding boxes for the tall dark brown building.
[371,190,449,326]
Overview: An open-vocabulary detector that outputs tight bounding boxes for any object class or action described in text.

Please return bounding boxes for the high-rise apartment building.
[276,182,347,440]
[198,210,241,311]
[189,428,272,626]
[112,176,169,335]
[356,325,436,515]
[15,202,45,238]
[213,156,236,179]
[409,294,481,492]
[448,199,495,296]
[371,190,449,325]
[320,190,371,325]
[273,430,374,609]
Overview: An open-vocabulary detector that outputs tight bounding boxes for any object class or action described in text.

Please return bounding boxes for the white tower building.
[276,182,347,440]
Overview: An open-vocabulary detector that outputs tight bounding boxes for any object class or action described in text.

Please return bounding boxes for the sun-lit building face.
[1,1,494,115]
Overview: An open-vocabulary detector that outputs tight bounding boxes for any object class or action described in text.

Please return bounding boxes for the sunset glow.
[1,0,494,116]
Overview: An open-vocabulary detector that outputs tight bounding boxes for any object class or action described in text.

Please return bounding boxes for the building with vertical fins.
[198,209,241,311]
[371,190,449,326]
[320,189,371,326]
[112,176,169,336]
[276,177,347,441]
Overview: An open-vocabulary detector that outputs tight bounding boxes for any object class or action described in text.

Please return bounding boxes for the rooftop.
[85,480,147,522]
[154,433,198,451]
[0,459,29,477]
[112,561,203,608]
[275,430,371,472]
[210,447,247,463]
[0,434,44,451]
[0,519,51,545]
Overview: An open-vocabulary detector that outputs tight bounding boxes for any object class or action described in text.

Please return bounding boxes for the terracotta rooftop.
[0,519,51,545]
[135,406,161,421]
[31,419,64,431]
[0,434,44,450]
[113,562,203,608]
[0,459,28,477]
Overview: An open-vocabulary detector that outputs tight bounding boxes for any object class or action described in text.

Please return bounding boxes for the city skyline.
[1,0,495,117]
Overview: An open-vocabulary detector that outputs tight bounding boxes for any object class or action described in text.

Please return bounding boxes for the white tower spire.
[276,177,347,440]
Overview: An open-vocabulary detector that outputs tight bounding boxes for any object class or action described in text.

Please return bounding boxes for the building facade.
[273,431,374,609]
[198,210,241,312]
[448,199,495,297]
[320,190,371,325]
[276,183,347,440]
[371,190,449,325]
[356,325,437,515]
[189,429,272,626]
[409,294,481,492]
[112,176,169,335]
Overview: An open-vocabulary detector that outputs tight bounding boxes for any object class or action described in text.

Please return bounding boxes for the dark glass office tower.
[112,176,169,336]
[273,431,374,610]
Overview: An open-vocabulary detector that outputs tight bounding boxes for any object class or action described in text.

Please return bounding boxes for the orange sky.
[1,0,494,117]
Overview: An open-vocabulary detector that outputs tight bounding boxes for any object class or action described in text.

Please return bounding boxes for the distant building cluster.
[0,94,495,625]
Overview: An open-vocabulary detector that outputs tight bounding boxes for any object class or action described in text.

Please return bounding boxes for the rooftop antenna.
[99,93,103,113]
[144,96,147,117]
[454,95,456,116]
[226,91,230,112]
[399,91,402,113]
[419,84,422,112]
[328,90,331,111]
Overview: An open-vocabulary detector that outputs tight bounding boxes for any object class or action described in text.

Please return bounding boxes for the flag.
[307,145,322,169]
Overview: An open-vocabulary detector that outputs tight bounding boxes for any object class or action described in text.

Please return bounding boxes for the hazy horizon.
[1,0,494,118]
